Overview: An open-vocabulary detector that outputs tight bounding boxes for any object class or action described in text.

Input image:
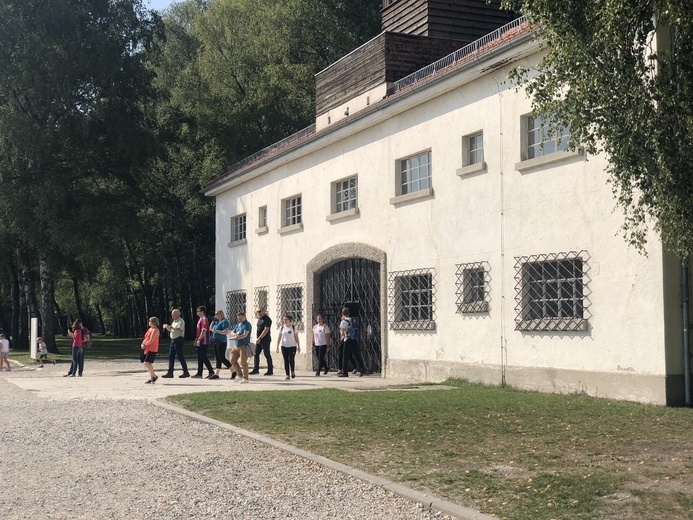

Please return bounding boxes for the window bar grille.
[513,251,591,332]
[455,262,491,314]
[254,286,269,312]
[225,290,247,328]
[388,268,436,330]
[277,283,304,330]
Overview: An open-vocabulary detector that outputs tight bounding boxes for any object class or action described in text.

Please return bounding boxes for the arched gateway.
[306,244,387,376]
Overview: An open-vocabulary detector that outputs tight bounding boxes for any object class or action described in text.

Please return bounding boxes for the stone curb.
[151,399,498,520]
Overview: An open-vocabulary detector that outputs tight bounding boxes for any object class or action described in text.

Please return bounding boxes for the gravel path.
[0,377,442,520]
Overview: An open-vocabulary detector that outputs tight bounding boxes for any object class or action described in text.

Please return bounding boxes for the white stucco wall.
[211,37,673,403]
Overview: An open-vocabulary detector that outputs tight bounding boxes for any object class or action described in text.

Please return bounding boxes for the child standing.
[0,333,10,371]
[37,337,56,368]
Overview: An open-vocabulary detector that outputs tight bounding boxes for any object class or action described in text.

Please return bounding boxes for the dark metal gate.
[313,258,381,373]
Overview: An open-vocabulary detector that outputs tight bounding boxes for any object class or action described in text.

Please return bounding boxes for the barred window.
[455,262,490,313]
[399,151,432,195]
[388,269,436,330]
[466,132,484,166]
[254,286,268,311]
[225,290,247,327]
[526,115,570,159]
[333,176,358,213]
[232,214,246,242]
[277,283,303,330]
[282,195,302,227]
[514,251,589,331]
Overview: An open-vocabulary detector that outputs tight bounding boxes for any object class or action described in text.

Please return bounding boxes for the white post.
[30,317,38,361]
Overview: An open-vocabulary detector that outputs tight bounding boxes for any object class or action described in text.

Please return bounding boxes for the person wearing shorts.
[37,337,55,368]
[0,333,10,371]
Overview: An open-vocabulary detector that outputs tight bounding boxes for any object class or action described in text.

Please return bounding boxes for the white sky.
[146,0,176,12]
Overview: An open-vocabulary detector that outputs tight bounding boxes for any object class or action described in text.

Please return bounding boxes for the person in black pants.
[250,307,273,375]
[338,307,361,377]
[311,313,332,376]
[209,310,233,380]
[192,306,214,378]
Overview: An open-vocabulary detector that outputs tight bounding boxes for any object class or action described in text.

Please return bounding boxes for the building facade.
[205,2,687,405]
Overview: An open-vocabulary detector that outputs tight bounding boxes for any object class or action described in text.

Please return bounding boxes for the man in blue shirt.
[229,311,252,383]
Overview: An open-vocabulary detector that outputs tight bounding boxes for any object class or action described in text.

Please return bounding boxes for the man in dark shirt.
[250,306,274,375]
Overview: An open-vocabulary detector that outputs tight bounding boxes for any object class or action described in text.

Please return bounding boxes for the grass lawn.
[9,336,142,365]
[168,381,693,520]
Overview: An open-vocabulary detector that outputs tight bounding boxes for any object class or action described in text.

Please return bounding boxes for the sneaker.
[52,360,56,365]
[239,378,249,384]
[337,372,348,378]
[152,375,158,383]
[63,374,71,377]
[323,368,329,375]
[315,371,320,376]
[249,370,260,375]
[38,365,44,369]
[291,372,295,379]
[230,372,237,380]
[191,373,203,379]
[145,379,153,384]
[208,374,220,380]
[264,371,273,376]
[161,373,174,379]
[285,376,290,381]
[352,369,358,375]
[68,374,76,377]
[179,373,190,379]
[356,371,363,377]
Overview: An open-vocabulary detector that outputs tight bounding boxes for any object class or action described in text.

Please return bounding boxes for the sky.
[146,0,176,12]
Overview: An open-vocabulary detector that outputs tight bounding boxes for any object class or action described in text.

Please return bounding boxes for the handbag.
[246,342,255,358]
[139,352,145,363]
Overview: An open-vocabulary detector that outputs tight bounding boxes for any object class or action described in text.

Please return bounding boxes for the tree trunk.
[72,276,87,328]
[17,248,37,350]
[39,253,60,354]
[10,260,20,348]
[95,302,106,335]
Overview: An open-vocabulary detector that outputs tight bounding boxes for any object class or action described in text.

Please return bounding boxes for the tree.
[503,1,693,258]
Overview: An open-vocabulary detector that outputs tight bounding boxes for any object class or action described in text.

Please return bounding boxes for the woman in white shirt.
[311,314,331,376]
[275,315,301,380]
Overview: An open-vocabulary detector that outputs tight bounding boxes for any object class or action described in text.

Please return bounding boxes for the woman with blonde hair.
[141,317,160,384]
[209,310,232,380]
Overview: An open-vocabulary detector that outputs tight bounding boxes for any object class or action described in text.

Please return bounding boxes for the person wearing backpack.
[275,315,300,380]
[338,307,362,377]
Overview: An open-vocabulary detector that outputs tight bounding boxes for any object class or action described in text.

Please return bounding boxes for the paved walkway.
[0,360,491,520]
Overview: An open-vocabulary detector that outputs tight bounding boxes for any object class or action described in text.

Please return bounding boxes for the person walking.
[276,315,300,381]
[209,310,232,380]
[250,306,273,376]
[337,307,362,377]
[229,312,252,383]
[64,319,86,377]
[192,306,214,378]
[0,333,10,371]
[141,317,160,384]
[36,337,56,368]
[161,309,189,378]
[311,314,331,376]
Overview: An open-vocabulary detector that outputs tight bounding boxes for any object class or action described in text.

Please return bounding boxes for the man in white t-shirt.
[0,333,11,371]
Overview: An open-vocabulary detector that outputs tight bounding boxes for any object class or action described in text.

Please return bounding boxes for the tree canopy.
[504,0,693,259]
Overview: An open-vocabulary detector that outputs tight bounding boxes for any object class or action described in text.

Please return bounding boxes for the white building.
[204,0,687,405]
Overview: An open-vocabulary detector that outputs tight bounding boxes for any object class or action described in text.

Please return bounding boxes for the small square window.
[388,269,436,330]
[282,195,302,228]
[526,115,570,160]
[231,214,246,242]
[465,132,484,166]
[333,176,358,214]
[455,262,490,314]
[399,151,432,195]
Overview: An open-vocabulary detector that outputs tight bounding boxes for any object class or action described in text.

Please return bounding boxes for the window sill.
[515,148,584,172]
[227,238,247,248]
[457,302,489,314]
[255,226,268,235]
[390,187,434,206]
[278,222,303,235]
[326,207,360,223]
[515,318,588,332]
[456,161,487,177]
[390,320,436,331]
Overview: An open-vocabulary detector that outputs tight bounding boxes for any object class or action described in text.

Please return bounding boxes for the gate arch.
[306,244,387,377]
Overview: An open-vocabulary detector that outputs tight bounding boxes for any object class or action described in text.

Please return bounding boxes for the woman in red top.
[141,317,160,384]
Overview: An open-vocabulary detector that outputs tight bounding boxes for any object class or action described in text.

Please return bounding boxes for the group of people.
[137,305,367,384]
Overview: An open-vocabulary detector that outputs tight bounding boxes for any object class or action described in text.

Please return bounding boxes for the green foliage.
[503,0,693,258]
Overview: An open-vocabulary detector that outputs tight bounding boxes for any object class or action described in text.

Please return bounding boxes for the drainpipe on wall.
[682,259,691,406]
